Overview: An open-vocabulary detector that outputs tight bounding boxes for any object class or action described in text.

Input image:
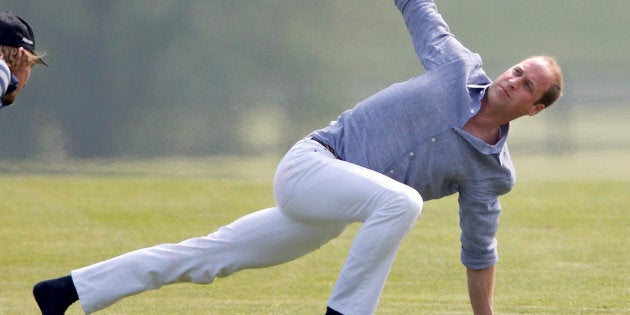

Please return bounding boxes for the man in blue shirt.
[0,11,45,108]
[34,1,562,314]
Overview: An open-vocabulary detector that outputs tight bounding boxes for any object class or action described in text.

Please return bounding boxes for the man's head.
[484,56,563,122]
[0,11,45,107]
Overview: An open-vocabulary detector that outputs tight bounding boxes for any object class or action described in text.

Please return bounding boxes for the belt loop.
[309,137,341,160]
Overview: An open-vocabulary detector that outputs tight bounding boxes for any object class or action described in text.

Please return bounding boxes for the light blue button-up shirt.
[311,0,515,269]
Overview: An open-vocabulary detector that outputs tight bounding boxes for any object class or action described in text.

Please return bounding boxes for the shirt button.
[389,170,395,174]
[409,152,415,157]
[431,137,436,142]
[470,109,475,114]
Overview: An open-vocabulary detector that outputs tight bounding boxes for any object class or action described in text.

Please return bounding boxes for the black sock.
[326,306,344,315]
[33,275,79,315]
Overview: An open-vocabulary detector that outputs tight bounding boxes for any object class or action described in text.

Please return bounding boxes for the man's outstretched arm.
[394,0,468,71]
[467,265,495,315]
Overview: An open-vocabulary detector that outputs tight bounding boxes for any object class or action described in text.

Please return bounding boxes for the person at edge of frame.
[0,11,46,109]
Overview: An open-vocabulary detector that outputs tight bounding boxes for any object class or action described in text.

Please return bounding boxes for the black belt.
[309,137,341,159]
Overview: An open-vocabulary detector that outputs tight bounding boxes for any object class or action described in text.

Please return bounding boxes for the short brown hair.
[531,56,563,108]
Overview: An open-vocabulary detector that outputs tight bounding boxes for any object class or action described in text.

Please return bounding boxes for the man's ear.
[15,47,25,58]
[528,103,546,116]
[14,47,29,67]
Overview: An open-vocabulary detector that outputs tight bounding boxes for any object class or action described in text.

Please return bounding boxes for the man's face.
[486,57,555,119]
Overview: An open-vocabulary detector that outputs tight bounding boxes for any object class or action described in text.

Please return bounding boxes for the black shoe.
[33,275,79,315]
[326,306,344,315]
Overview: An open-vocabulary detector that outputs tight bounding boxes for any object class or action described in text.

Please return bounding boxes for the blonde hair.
[0,45,44,69]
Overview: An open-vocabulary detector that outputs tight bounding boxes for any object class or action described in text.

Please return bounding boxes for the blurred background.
[1,0,629,162]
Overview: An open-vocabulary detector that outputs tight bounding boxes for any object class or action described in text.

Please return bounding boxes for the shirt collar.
[467,83,491,98]
[453,123,510,155]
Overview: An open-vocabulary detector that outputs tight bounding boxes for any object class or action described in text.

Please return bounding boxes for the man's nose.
[508,77,521,89]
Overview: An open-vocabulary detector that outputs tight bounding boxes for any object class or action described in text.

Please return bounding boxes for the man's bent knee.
[381,186,423,225]
[398,186,423,220]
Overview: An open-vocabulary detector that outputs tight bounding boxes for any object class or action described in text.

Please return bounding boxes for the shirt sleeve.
[457,182,502,269]
[0,58,10,98]
[394,0,472,71]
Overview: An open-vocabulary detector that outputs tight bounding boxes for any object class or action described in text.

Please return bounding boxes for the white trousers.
[72,139,423,314]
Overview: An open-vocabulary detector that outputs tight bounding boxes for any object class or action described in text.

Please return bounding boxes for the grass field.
[1,152,628,314]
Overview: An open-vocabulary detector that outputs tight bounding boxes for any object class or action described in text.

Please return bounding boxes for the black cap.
[0,11,46,66]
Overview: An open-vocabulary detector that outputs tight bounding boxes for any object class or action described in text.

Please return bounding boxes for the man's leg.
[34,139,422,314]
[276,139,424,314]
[36,207,346,314]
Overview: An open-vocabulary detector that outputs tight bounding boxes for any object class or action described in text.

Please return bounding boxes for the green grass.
[0,154,628,314]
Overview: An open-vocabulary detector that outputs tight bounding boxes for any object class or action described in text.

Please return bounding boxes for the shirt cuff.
[461,246,498,270]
